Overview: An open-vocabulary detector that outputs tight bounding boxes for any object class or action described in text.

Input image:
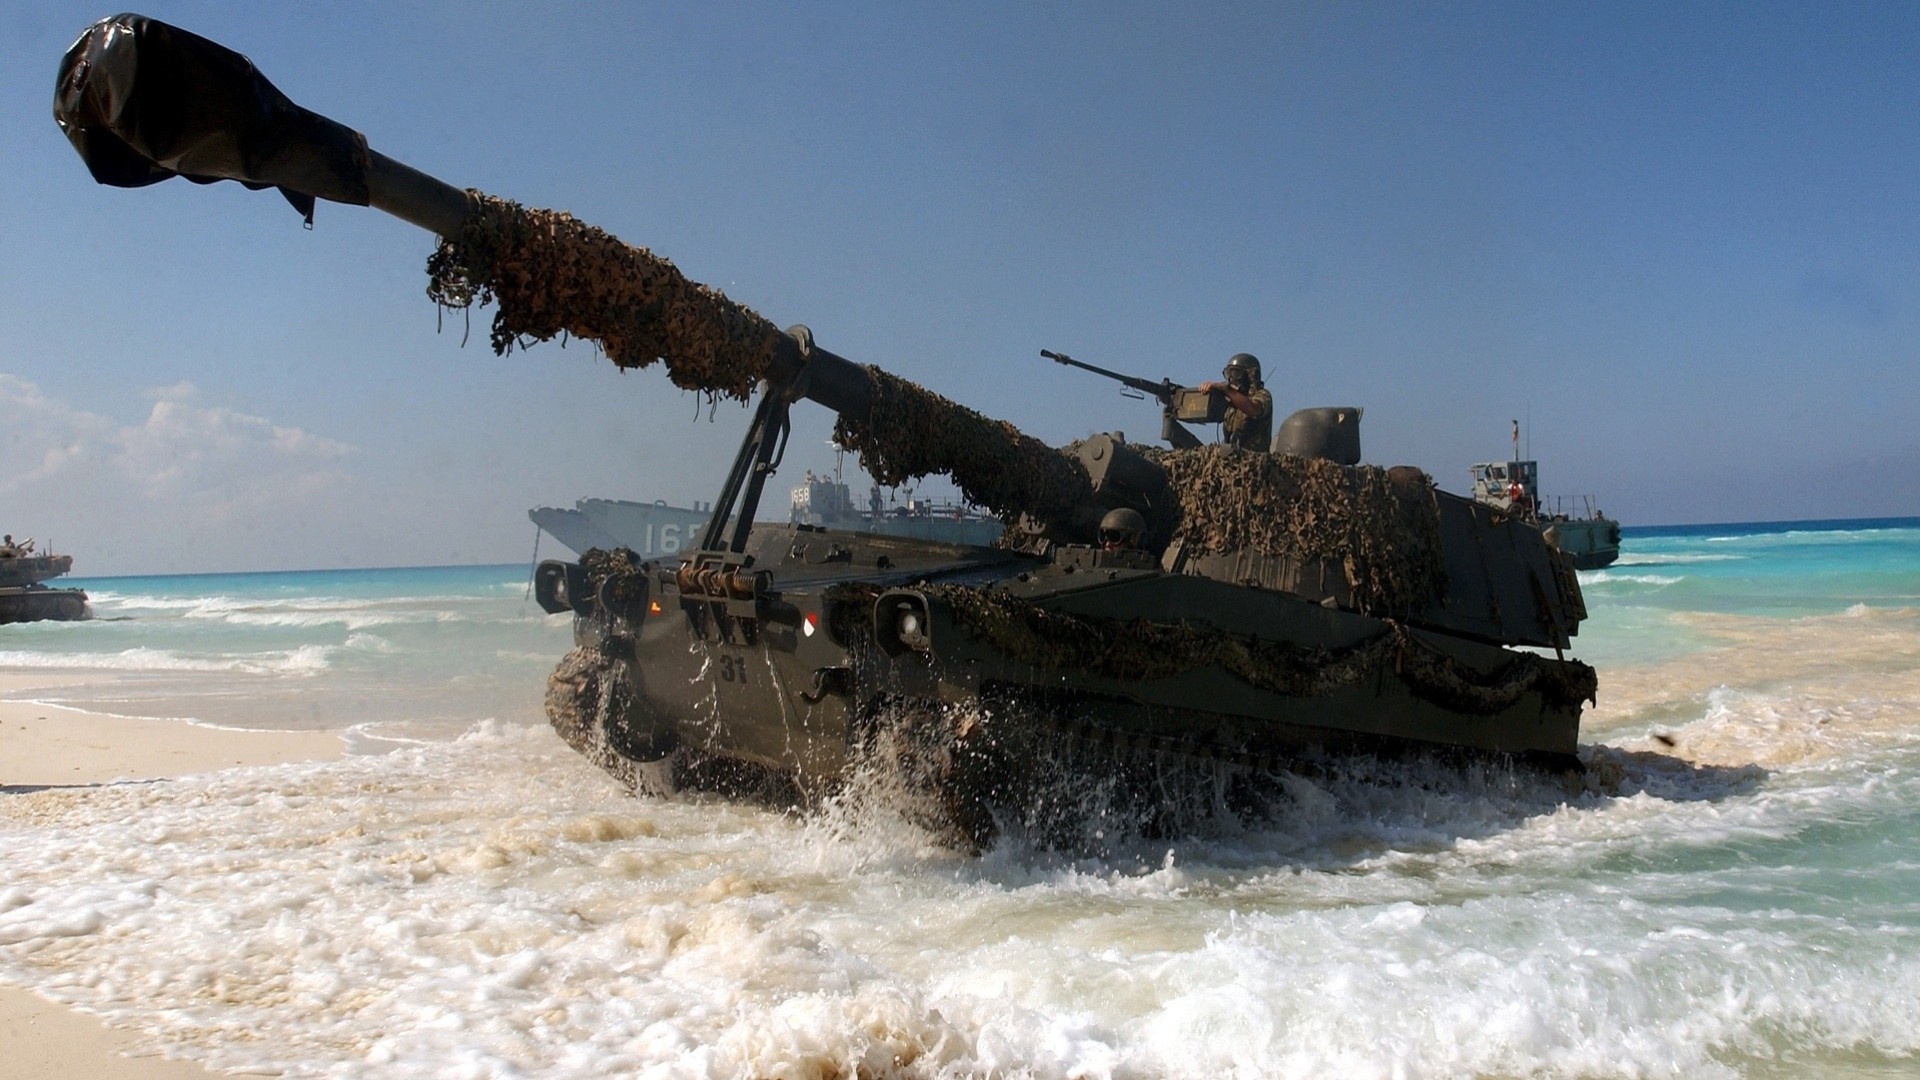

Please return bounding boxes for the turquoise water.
[3,563,570,733]
[2,520,1918,1078]
[1575,516,1920,667]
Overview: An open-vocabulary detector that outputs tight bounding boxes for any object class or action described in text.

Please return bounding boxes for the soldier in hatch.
[1098,508,1147,552]
[1197,353,1272,451]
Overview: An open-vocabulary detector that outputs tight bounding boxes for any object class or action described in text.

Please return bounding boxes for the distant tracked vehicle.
[0,536,90,624]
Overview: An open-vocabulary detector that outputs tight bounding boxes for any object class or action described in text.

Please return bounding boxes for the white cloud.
[0,374,114,491]
[2,374,360,570]
[109,382,354,506]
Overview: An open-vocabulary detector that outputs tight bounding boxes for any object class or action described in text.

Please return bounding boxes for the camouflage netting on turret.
[426,192,782,400]
[922,583,1597,715]
[1158,447,1447,614]
[832,365,1092,525]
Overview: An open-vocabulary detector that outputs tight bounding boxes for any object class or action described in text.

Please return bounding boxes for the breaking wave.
[83,591,478,630]
[1579,570,1685,586]
[1611,551,1743,566]
[0,645,333,675]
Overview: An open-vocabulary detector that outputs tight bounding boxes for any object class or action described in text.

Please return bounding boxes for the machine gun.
[1040,350,1225,450]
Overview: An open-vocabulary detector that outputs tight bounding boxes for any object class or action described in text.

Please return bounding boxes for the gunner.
[1197,353,1272,451]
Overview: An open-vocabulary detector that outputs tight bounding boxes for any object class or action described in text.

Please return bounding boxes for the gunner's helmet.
[1223,352,1262,389]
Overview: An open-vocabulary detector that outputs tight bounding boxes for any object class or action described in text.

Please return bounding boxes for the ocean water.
[2,520,1919,1079]
[0,565,567,737]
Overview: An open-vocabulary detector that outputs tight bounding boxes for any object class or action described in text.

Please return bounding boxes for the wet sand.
[0,673,343,1078]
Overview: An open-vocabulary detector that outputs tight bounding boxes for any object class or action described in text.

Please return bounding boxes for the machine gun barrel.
[1040,350,1177,403]
[54,13,1089,527]
[1042,350,1215,451]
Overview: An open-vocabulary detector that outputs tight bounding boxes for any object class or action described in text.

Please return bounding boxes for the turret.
[0,545,74,589]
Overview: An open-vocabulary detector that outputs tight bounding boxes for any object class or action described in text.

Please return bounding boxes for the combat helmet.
[1098,507,1147,549]
[1223,352,1262,389]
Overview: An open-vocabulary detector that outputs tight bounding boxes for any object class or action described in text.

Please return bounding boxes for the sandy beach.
[0,673,343,1078]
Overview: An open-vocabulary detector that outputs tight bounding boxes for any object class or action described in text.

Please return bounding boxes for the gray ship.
[789,467,1003,547]
[0,535,90,624]
[532,477,998,559]
[1469,437,1621,571]
[529,499,712,559]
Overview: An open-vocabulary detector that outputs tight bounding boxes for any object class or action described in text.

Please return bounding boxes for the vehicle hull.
[0,587,90,624]
[542,524,1591,842]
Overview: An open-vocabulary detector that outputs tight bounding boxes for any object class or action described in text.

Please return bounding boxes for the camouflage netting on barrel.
[832,365,1092,525]
[578,547,648,614]
[1394,638,1599,715]
[1159,447,1447,614]
[426,192,781,400]
[923,583,1596,715]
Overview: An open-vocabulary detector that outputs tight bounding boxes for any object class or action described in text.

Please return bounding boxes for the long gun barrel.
[1040,350,1220,450]
[1040,350,1181,404]
[53,14,1090,527]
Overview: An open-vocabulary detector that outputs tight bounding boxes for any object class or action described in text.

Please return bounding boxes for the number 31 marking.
[717,653,748,684]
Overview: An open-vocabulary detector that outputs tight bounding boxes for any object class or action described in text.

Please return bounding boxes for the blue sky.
[5,2,1917,573]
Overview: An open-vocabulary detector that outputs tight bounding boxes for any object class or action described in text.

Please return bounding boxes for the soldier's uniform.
[1222,386,1272,451]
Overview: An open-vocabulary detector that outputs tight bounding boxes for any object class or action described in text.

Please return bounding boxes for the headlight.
[896,608,929,650]
[875,592,933,657]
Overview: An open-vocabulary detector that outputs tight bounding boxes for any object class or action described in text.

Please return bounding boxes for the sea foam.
[0,644,332,675]
[4,703,1918,1079]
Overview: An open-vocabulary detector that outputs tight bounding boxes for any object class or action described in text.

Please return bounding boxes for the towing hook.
[801,666,854,704]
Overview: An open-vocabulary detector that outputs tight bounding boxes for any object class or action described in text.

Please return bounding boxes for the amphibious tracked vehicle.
[57,14,1594,843]
[0,536,89,625]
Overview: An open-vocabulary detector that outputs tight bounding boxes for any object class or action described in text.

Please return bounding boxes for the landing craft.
[1470,423,1622,570]
[56,15,1596,845]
